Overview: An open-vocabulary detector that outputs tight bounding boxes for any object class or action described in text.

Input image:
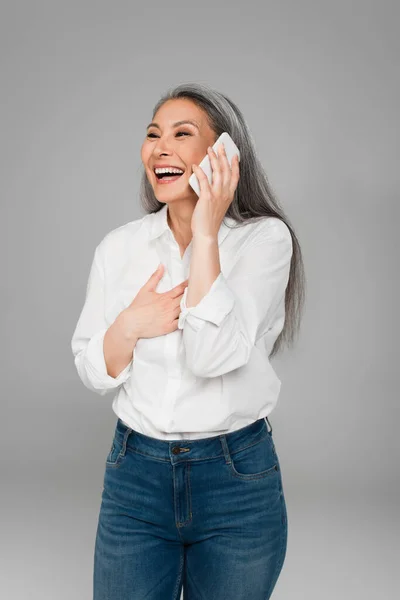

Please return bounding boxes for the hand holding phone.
[188,132,240,197]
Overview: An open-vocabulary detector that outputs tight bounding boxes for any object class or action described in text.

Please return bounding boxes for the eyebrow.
[146,119,200,131]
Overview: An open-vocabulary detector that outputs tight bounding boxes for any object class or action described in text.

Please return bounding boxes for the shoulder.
[261,216,291,240]
[243,216,293,250]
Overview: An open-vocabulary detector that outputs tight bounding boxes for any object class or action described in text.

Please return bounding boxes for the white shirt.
[71,203,293,440]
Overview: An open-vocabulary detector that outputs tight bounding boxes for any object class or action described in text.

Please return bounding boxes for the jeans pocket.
[105,435,125,469]
[228,432,279,481]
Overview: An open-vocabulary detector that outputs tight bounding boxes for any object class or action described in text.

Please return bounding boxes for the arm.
[104,314,139,379]
[177,219,293,378]
[71,243,137,395]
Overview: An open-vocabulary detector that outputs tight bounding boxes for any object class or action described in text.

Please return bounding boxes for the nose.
[153,137,174,157]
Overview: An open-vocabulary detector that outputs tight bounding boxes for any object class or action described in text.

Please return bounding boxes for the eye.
[146,131,191,139]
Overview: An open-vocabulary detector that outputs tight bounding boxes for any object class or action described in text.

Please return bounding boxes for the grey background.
[1,1,398,598]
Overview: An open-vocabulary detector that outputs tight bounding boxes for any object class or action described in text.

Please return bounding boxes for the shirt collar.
[143,203,235,247]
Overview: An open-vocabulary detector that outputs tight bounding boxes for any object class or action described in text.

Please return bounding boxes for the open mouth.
[154,170,185,183]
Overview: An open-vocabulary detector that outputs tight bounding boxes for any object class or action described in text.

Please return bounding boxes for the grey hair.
[139,82,306,358]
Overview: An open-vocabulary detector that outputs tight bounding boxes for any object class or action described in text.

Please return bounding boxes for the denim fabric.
[93,416,288,599]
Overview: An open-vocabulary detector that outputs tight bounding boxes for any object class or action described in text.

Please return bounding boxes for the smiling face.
[141,98,217,203]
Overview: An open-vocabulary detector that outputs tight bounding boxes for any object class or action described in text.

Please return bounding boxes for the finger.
[172,302,183,318]
[168,318,179,333]
[173,295,184,310]
[192,163,210,195]
[215,142,231,188]
[165,279,189,298]
[207,146,222,191]
[144,263,164,291]
[228,154,240,197]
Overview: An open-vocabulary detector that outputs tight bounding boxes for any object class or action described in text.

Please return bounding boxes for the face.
[141,98,217,203]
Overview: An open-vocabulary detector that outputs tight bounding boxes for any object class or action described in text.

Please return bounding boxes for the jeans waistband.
[113,416,273,465]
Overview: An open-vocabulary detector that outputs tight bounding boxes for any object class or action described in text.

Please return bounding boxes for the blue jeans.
[93,416,288,599]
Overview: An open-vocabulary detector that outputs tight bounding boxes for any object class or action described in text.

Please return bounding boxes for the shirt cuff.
[85,328,133,387]
[178,272,235,331]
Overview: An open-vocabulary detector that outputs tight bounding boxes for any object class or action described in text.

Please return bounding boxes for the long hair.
[139,82,306,358]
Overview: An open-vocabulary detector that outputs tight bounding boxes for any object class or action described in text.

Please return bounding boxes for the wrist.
[192,232,218,244]
[116,310,140,344]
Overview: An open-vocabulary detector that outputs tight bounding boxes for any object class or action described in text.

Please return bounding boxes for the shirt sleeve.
[177,219,293,378]
[71,243,133,395]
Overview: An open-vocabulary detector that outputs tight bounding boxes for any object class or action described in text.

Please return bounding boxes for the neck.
[166,201,195,249]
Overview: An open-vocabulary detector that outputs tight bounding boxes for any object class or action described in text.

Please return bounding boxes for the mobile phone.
[188,131,240,197]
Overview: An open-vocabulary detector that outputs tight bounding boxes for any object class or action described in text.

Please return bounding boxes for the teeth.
[155,167,184,175]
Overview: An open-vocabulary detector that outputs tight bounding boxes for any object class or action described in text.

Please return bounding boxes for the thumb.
[145,263,165,290]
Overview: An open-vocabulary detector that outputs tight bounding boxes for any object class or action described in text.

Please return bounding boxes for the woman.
[71,82,306,600]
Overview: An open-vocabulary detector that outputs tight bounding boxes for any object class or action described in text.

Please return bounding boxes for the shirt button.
[172,447,182,455]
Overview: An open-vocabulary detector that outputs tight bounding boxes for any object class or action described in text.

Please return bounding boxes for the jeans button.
[172,447,181,455]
